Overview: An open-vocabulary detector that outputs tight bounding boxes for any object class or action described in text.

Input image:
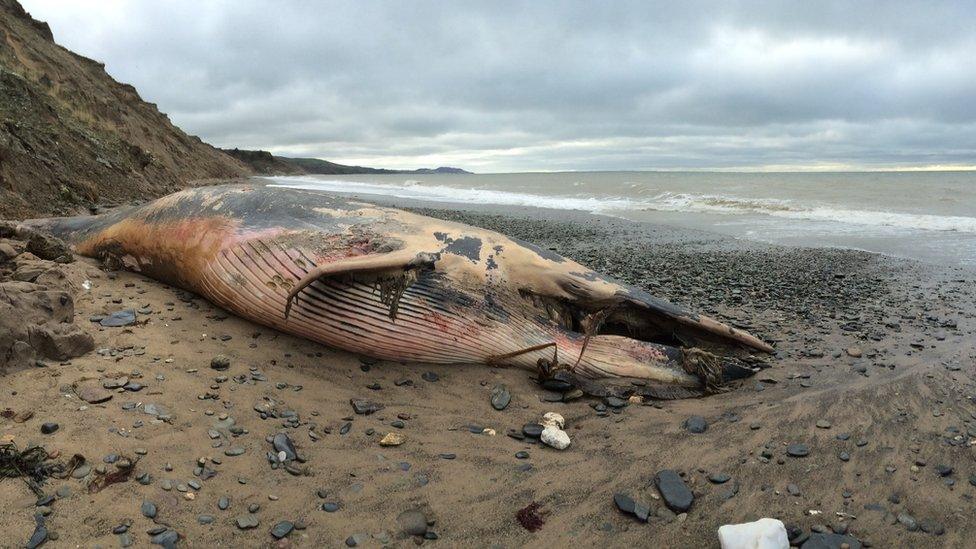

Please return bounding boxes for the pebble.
[218,496,230,510]
[490,385,511,410]
[141,500,157,519]
[211,354,230,370]
[787,443,810,457]
[26,523,47,549]
[540,426,571,450]
[613,493,650,522]
[815,419,832,429]
[273,432,298,461]
[350,398,383,415]
[236,515,259,530]
[522,423,544,438]
[379,432,405,446]
[654,470,693,513]
[897,512,918,531]
[271,521,295,539]
[684,415,708,433]
[150,529,179,547]
[75,384,113,404]
[708,473,731,484]
[224,446,246,457]
[396,508,428,536]
[100,309,136,327]
[40,422,59,434]
[322,502,340,512]
[919,519,945,536]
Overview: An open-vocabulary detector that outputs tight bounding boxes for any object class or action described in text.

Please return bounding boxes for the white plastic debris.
[540,425,571,450]
[81,279,92,291]
[541,412,565,429]
[717,518,789,549]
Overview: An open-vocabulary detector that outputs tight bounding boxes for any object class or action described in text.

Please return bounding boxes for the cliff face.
[229,149,474,176]
[220,148,305,175]
[0,0,250,219]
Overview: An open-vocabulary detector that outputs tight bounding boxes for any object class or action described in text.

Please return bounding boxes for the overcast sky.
[22,0,976,172]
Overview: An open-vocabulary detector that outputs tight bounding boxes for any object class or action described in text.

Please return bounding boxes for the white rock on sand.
[717,518,789,549]
[540,425,571,450]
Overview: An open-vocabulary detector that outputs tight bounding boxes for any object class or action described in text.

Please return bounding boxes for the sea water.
[268,171,976,267]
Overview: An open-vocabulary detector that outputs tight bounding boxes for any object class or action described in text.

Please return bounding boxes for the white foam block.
[718,518,789,549]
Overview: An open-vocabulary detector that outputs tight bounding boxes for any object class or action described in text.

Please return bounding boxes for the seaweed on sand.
[0,442,80,496]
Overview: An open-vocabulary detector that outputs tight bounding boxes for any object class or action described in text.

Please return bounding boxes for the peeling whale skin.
[26,184,772,398]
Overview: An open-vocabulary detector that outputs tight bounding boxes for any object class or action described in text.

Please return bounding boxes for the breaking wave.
[641,193,976,233]
[268,176,976,234]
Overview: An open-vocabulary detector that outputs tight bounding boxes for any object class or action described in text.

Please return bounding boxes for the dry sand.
[1,199,975,548]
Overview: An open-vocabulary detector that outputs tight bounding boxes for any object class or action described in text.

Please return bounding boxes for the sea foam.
[269,176,976,234]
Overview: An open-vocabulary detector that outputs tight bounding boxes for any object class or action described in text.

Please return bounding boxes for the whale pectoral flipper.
[284,250,439,320]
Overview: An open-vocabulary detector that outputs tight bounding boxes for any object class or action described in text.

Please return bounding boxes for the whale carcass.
[26,184,772,399]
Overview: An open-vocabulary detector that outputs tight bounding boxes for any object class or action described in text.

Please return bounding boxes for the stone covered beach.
[1,195,974,548]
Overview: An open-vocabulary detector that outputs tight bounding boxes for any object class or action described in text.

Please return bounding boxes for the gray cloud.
[22,0,976,171]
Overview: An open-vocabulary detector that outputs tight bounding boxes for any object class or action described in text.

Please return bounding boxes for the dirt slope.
[0,0,250,220]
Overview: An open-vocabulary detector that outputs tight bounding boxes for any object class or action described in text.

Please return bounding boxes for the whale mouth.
[520,288,771,353]
[518,288,770,396]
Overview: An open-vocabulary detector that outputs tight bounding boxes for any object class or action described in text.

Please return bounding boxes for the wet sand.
[2,195,975,548]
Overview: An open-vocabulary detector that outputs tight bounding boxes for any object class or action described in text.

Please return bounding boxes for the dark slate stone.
[684,415,708,433]
[490,385,511,410]
[273,433,298,461]
[271,521,294,539]
[613,493,636,515]
[350,399,383,415]
[787,443,810,457]
[100,310,137,327]
[141,500,157,519]
[654,470,693,513]
[708,472,731,484]
[26,524,47,549]
[150,529,179,547]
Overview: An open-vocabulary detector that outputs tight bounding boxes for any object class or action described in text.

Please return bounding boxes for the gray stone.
[654,470,693,513]
[350,398,383,415]
[490,385,511,410]
[236,515,259,530]
[273,432,298,461]
[211,354,231,370]
[271,521,294,539]
[141,500,157,519]
[100,310,137,327]
[150,529,179,547]
[787,443,810,457]
[396,508,428,536]
[684,416,708,433]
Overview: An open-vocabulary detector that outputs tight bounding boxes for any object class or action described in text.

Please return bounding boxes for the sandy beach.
[1,185,974,548]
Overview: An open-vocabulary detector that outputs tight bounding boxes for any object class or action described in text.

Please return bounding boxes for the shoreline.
[275,178,976,281]
[1,183,975,547]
